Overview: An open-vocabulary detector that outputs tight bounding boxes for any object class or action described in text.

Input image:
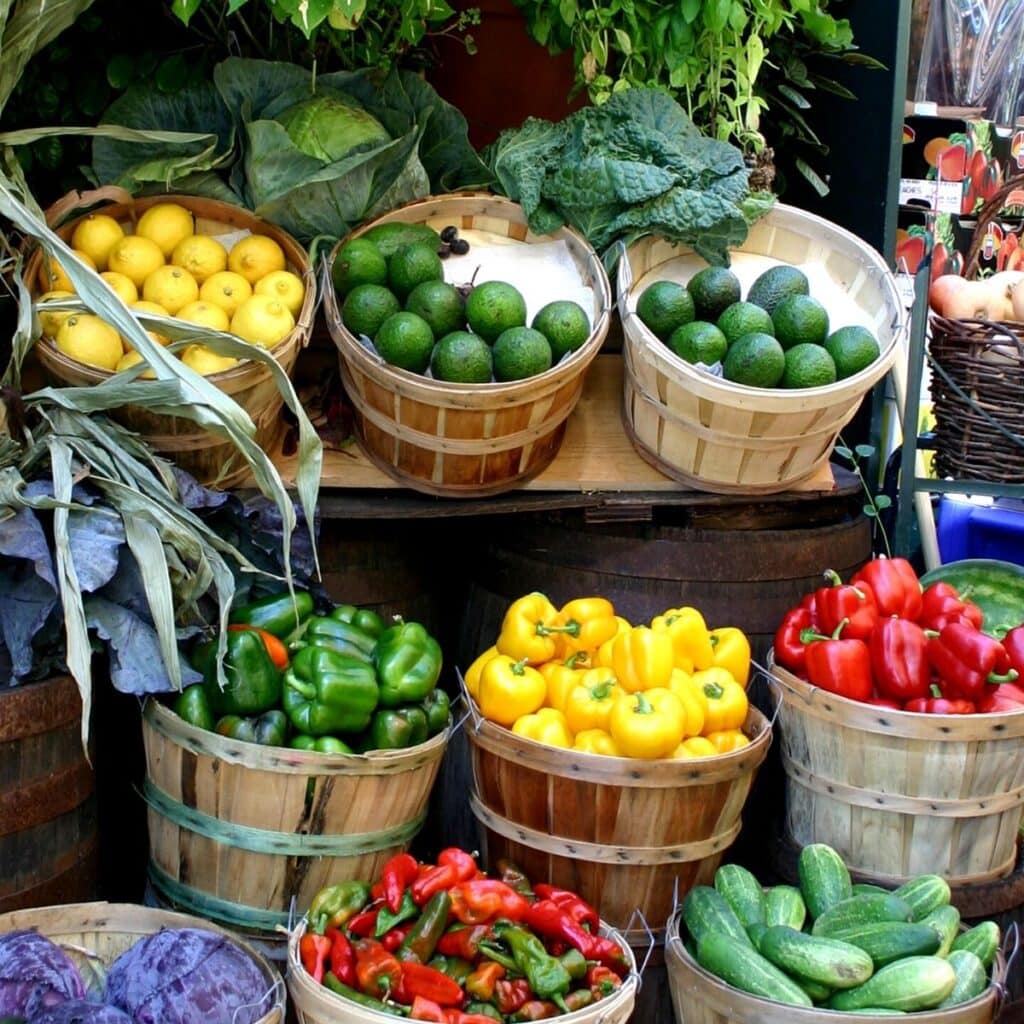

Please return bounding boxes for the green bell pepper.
[199,629,282,716]
[229,589,314,640]
[421,688,451,736]
[283,645,379,735]
[290,734,354,755]
[332,604,386,639]
[301,615,377,663]
[173,684,215,731]
[367,706,429,750]
[373,620,443,708]
[215,710,290,747]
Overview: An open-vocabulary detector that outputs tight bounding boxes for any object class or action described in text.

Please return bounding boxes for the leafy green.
[486,88,771,266]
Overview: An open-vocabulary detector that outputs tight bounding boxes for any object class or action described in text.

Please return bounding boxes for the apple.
[929,273,969,315]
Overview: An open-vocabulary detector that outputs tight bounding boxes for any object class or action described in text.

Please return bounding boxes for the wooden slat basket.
[617,204,904,494]
[141,699,448,937]
[0,901,285,1024]
[324,193,611,497]
[26,192,316,488]
[770,656,1024,885]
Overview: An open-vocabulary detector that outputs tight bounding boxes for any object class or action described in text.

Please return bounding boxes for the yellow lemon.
[176,300,230,333]
[100,271,139,305]
[230,294,295,347]
[254,269,305,317]
[36,290,75,337]
[228,235,286,285]
[199,270,252,318]
[143,265,199,314]
[181,344,239,376]
[135,202,195,258]
[171,234,228,283]
[107,236,165,288]
[39,249,97,293]
[55,314,123,371]
[70,214,125,270]
[128,301,171,347]
[115,350,156,379]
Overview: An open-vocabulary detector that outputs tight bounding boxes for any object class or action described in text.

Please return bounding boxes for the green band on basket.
[143,778,426,856]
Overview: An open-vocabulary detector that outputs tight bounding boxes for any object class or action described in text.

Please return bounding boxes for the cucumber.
[951,921,1000,968]
[681,886,753,947]
[765,885,807,931]
[798,844,853,920]
[892,874,951,922]
[796,976,833,1004]
[811,893,914,937]
[828,956,957,1012]
[696,931,813,1007]
[938,950,988,1008]
[759,925,874,989]
[748,923,769,949]
[830,921,941,967]
[715,865,766,933]
[921,904,961,958]
[852,883,890,897]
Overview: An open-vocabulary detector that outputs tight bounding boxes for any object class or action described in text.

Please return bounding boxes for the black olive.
[440,225,459,243]
[437,244,451,260]
[450,238,470,255]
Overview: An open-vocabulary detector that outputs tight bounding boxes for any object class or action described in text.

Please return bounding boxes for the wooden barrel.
[0,675,98,911]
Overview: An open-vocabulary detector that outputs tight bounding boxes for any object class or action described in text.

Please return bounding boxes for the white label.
[895,272,917,309]
[899,177,963,212]
[936,179,963,214]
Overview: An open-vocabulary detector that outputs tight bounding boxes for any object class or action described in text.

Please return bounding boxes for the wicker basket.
[324,193,611,497]
[617,204,904,494]
[26,191,315,488]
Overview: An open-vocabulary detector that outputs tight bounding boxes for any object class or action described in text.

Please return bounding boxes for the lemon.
[100,271,139,305]
[39,249,97,293]
[177,300,230,333]
[56,314,123,371]
[136,202,195,258]
[107,236,165,288]
[199,271,252,318]
[228,235,286,285]
[143,265,199,314]
[37,290,75,337]
[128,300,171,348]
[71,214,125,270]
[115,350,156,379]
[230,294,295,347]
[172,234,228,283]
[181,344,239,375]
[254,270,305,317]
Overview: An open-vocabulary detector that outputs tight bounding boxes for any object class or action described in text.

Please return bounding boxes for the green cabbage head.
[276,94,390,162]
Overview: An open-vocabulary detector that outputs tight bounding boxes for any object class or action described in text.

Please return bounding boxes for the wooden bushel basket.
[324,193,611,497]
[141,699,448,935]
[770,656,1024,885]
[26,192,315,488]
[0,902,285,1024]
[617,204,904,494]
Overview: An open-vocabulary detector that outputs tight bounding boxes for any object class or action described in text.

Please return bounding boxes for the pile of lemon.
[37,202,306,377]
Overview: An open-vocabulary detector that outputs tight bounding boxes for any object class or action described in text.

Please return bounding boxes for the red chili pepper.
[532,885,601,931]
[325,927,355,986]
[587,964,623,998]
[226,623,290,670]
[904,684,976,715]
[869,617,930,701]
[435,924,492,960]
[495,978,532,1015]
[446,1014,506,1024]
[354,938,403,999]
[347,907,381,938]
[299,932,332,984]
[410,865,458,907]
[465,961,505,1001]
[815,570,878,641]
[437,848,478,882]
[511,1001,559,1020]
[396,962,465,1007]
[524,900,629,975]
[370,881,385,901]
[1001,625,1024,678]
[977,682,1024,713]
[410,996,446,1022]
[800,620,873,702]
[382,853,421,913]
[851,556,923,620]
[926,622,1018,701]
[449,879,531,925]
[381,923,414,952]
[774,606,815,674]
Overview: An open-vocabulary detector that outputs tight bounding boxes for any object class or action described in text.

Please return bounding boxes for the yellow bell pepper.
[573,728,621,757]
[551,597,620,658]
[608,626,674,692]
[709,627,751,688]
[563,668,620,734]
[496,593,561,665]
[512,707,574,748]
[464,645,498,700]
[651,606,714,671]
[478,655,547,726]
[705,728,751,754]
[672,736,719,758]
[538,654,588,712]
[595,616,632,667]
[668,668,705,738]
[608,687,685,759]
[693,667,749,734]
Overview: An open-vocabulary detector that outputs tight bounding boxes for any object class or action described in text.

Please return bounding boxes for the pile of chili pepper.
[774,555,1024,714]
[299,849,631,1021]
[465,593,753,760]
[171,589,451,752]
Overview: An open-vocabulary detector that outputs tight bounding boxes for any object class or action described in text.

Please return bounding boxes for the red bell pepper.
[918,582,981,633]
[869,617,930,701]
[815,570,878,641]
[382,853,421,913]
[354,939,403,998]
[437,848,479,882]
[904,684,976,715]
[523,900,629,975]
[300,932,331,984]
[977,682,1024,713]
[435,925,492,960]
[531,885,600,931]
[926,622,1018,701]
[1001,624,1024,678]
[851,556,923,620]
[774,606,814,674]
[800,620,873,702]
[495,979,532,1015]
[449,879,530,925]
[396,962,464,1007]
[326,927,355,986]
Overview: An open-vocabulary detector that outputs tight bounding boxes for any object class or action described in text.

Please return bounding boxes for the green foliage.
[834,438,892,557]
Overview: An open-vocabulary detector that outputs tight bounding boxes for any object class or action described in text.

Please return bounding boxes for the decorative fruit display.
[35,202,306,375]
[172,590,450,752]
[636,263,881,389]
[928,270,1024,321]
[298,850,631,1020]
[465,594,753,759]
[773,555,1024,714]
[679,843,1004,1012]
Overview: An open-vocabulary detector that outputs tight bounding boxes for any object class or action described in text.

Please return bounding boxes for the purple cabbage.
[0,932,86,1019]
[105,929,271,1024]
[30,1000,133,1024]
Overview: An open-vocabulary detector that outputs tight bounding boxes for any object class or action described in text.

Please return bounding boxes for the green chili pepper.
[421,688,451,736]
[173,684,215,731]
[367,707,429,750]
[214,710,289,747]
[283,645,379,735]
[374,620,443,708]
[322,973,405,1017]
[397,890,452,964]
[290,734,354,755]
[302,615,377,663]
[493,922,572,1004]
[559,947,588,980]
[375,889,419,937]
[464,1002,503,1021]
[308,881,372,932]
[199,629,282,716]
[428,955,475,986]
[332,604,386,639]
[230,589,314,640]
[477,941,519,973]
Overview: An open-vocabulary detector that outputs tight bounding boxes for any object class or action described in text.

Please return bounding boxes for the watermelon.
[920,559,1024,636]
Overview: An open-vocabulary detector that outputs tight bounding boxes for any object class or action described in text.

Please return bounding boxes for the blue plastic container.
[937,495,1024,567]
